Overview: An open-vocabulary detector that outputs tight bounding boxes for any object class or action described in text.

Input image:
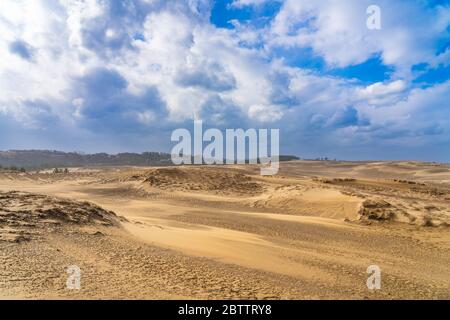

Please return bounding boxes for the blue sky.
[0,0,449,161]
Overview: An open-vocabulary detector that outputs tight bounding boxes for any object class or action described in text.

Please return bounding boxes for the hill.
[0,150,172,169]
[0,150,299,170]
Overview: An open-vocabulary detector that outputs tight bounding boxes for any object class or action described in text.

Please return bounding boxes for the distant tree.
[64,168,69,174]
[19,167,26,173]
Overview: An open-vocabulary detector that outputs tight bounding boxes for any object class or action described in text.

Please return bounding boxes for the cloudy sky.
[0,0,449,161]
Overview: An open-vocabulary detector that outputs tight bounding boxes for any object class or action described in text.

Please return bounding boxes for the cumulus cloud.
[263,0,449,77]
[0,0,448,160]
[71,67,167,131]
[355,80,408,106]
[248,104,284,122]
[176,61,237,92]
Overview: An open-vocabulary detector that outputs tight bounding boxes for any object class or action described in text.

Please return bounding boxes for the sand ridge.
[0,161,449,299]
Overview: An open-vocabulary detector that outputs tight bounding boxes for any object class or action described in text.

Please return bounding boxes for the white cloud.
[248,104,283,122]
[355,80,407,106]
[357,81,450,143]
[231,0,272,8]
[266,0,447,78]
[0,0,448,159]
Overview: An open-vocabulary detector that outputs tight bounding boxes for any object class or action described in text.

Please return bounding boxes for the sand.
[0,161,449,299]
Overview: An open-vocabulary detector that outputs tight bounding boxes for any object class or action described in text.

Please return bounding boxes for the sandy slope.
[0,161,449,299]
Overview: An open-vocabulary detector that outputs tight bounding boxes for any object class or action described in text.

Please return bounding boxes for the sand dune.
[251,185,361,220]
[0,161,449,299]
[138,167,265,195]
[0,191,120,243]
